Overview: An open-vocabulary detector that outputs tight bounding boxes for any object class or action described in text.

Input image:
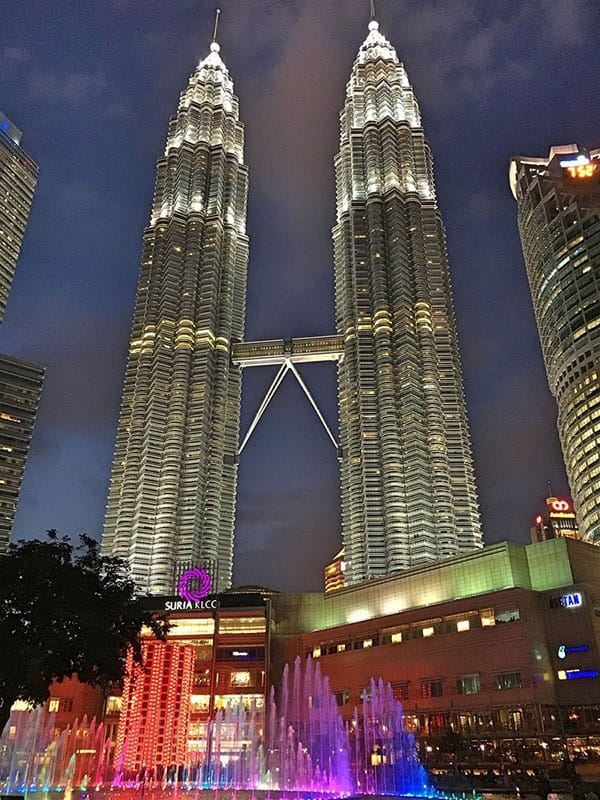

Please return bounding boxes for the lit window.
[312,646,321,658]
[105,696,122,714]
[496,672,522,691]
[218,616,266,634]
[423,627,435,638]
[337,643,346,652]
[480,609,495,626]
[457,674,480,695]
[457,620,470,632]
[420,679,443,698]
[230,671,251,687]
[391,632,402,643]
[363,638,373,648]
[495,606,520,624]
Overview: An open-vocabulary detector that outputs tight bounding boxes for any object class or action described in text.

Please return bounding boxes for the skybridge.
[231,335,344,456]
[231,335,343,367]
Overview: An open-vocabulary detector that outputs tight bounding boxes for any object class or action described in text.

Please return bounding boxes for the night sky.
[1,0,598,591]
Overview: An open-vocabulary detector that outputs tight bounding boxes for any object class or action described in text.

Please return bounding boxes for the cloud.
[28,69,108,105]
[2,46,29,63]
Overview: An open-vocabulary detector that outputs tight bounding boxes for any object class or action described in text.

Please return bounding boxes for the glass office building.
[510,146,600,544]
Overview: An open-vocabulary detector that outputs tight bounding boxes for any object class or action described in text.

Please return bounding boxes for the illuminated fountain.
[0,706,110,793]
[0,657,436,797]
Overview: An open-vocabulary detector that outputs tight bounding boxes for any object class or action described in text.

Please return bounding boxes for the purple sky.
[1,0,597,590]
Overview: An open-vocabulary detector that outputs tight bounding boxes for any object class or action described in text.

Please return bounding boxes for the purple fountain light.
[177,567,212,602]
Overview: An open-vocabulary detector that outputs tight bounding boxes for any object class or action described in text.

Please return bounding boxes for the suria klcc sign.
[164,568,218,611]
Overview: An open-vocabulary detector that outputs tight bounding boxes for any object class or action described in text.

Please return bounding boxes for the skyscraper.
[0,112,38,323]
[333,19,482,582]
[0,111,43,553]
[510,145,600,544]
[102,31,249,594]
[0,355,44,552]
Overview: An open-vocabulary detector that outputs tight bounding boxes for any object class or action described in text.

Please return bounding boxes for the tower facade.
[102,37,249,594]
[510,145,600,544]
[0,112,38,323]
[0,355,44,552]
[334,20,482,583]
[0,111,44,553]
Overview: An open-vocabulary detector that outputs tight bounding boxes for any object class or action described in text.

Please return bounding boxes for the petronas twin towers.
[102,15,483,595]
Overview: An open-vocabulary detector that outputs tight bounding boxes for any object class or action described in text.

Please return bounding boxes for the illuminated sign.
[549,591,582,609]
[564,163,598,180]
[558,669,599,681]
[178,567,212,602]
[549,499,570,513]
[559,154,589,168]
[557,644,589,659]
[164,598,217,611]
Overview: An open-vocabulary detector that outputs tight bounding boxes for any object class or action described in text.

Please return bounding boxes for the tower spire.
[212,8,221,43]
[370,0,376,21]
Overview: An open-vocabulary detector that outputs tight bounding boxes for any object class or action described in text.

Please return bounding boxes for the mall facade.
[44,537,600,770]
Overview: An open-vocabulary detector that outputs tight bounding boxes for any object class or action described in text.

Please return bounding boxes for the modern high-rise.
[510,145,600,544]
[102,33,249,594]
[333,19,482,582]
[0,111,38,323]
[0,111,43,553]
[0,355,44,552]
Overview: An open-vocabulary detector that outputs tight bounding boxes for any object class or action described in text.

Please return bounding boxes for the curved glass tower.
[102,36,249,594]
[334,19,482,583]
[510,145,600,544]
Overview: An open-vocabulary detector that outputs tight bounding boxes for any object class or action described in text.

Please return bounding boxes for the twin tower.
[101,17,483,595]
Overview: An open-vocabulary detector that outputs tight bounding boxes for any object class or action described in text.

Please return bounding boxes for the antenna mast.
[212,8,221,42]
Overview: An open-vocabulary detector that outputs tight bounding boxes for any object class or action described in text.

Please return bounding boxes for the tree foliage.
[0,531,167,735]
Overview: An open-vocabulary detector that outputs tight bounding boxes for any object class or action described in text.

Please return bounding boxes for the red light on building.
[549,498,570,513]
[535,515,543,525]
[115,640,195,773]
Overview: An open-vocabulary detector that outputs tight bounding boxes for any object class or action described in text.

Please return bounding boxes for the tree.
[0,531,167,736]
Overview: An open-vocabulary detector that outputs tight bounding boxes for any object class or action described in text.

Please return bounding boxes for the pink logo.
[178,568,212,602]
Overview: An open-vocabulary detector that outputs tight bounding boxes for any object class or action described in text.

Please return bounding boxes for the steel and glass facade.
[0,112,38,324]
[334,21,482,582]
[510,146,600,544]
[102,40,249,594]
[0,355,44,551]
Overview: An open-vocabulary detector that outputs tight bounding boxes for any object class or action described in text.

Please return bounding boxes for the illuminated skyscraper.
[0,112,38,323]
[333,18,482,582]
[510,145,600,544]
[0,355,44,552]
[0,112,43,553]
[102,29,249,593]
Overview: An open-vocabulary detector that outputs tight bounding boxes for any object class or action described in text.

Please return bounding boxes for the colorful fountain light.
[0,706,110,793]
[0,657,439,798]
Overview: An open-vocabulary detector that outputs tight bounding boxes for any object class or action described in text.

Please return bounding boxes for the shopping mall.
[31,537,600,772]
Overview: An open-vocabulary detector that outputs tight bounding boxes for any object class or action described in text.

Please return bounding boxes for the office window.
[457,619,470,632]
[423,626,435,638]
[457,674,480,695]
[496,672,522,691]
